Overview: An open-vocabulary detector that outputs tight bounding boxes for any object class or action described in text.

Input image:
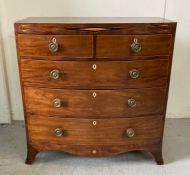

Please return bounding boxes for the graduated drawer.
[28,115,163,146]
[16,35,93,58]
[21,59,169,89]
[96,35,172,58]
[24,87,166,117]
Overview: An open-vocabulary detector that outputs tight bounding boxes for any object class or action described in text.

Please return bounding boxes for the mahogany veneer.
[15,17,177,165]
[24,87,166,118]
[28,115,163,146]
[20,59,169,89]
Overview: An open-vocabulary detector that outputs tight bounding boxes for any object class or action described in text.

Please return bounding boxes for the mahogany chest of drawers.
[15,17,176,165]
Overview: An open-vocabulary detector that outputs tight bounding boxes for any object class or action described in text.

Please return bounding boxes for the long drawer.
[21,59,169,89]
[16,35,93,58]
[24,87,166,117]
[96,34,172,58]
[28,115,163,146]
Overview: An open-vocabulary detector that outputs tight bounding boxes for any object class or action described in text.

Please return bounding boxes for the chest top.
[15,17,176,35]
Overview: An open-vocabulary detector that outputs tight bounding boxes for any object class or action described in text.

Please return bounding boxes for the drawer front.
[21,59,169,89]
[28,115,163,146]
[17,35,93,58]
[24,87,166,117]
[96,35,172,58]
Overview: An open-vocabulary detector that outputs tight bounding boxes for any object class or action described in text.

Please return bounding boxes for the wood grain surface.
[17,35,93,58]
[96,35,172,58]
[21,59,169,89]
[15,17,176,35]
[24,87,166,117]
[15,17,177,164]
[28,115,163,146]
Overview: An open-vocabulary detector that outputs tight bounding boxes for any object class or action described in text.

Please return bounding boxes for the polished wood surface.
[17,35,93,58]
[15,17,177,165]
[96,35,172,58]
[31,143,163,162]
[28,115,163,145]
[21,59,169,89]
[15,17,175,23]
[15,17,176,35]
[24,87,166,117]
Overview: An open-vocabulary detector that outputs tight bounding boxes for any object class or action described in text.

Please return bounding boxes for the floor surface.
[0,119,190,175]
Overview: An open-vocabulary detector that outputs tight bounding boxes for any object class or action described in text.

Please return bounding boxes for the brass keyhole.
[92,64,97,70]
[93,92,97,98]
[93,121,97,126]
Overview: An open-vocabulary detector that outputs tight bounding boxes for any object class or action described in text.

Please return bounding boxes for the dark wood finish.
[17,35,93,58]
[15,17,177,165]
[21,59,169,89]
[25,144,38,164]
[28,115,163,145]
[96,35,172,58]
[15,17,175,23]
[15,17,176,35]
[20,55,170,61]
[24,87,166,117]
[17,34,171,58]
[150,149,164,165]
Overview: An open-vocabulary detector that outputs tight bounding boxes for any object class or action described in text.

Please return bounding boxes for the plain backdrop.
[0,0,190,122]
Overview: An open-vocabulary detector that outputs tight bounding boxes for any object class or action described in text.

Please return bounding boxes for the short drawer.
[24,87,166,117]
[96,35,172,58]
[16,34,93,58]
[21,59,169,89]
[28,115,163,146]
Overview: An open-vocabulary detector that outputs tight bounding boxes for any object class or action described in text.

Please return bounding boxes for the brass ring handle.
[131,38,141,53]
[55,128,64,137]
[53,98,62,108]
[50,69,60,79]
[128,98,136,107]
[49,37,59,52]
[129,69,139,79]
[126,128,135,138]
